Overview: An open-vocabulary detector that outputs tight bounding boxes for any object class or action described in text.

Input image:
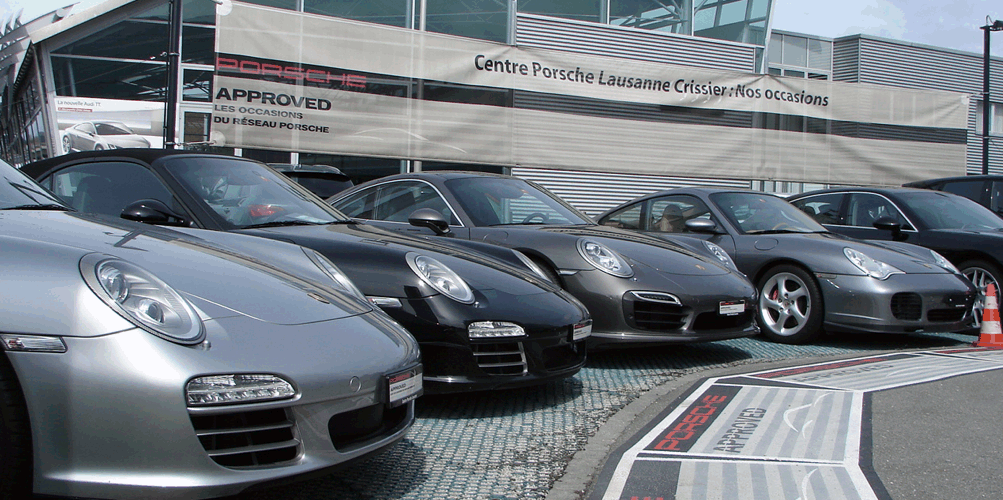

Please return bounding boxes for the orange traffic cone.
[974,283,1003,348]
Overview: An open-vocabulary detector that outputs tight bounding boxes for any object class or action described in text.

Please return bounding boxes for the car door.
[335,180,469,238]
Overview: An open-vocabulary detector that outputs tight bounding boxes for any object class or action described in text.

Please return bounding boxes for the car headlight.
[186,374,296,406]
[577,239,633,278]
[929,250,959,274]
[81,254,204,344]
[512,249,552,282]
[303,248,368,302]
[703,241,738,272]
[406,253,475,304]
[843,248,904,280]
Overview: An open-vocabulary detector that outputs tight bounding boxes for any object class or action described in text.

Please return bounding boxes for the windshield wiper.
[3,204,69,211]
[745,229,807,235]
[242,220,326,229]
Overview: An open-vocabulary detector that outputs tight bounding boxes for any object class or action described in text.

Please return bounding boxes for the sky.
[2,0,1002,56]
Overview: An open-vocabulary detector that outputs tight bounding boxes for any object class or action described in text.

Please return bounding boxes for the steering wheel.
[522,212,549,224]
[772,222,790,231]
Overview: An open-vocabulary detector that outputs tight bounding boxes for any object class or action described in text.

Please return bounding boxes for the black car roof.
[904,175,1003,188]
[21,148,244,178]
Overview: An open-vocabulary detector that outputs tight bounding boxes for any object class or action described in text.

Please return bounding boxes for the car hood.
[482,224,733,276]
[237,222,564,298]
[2,211,370,331]
[776,231,953,274]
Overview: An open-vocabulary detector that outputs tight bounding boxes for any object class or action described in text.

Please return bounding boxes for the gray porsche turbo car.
[596,188,977,344]
[329,172,760,348]
[0,159,422,499]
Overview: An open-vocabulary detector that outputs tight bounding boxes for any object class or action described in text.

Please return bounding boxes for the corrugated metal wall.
[513,167,750,218]
[515,13,758,72]
[833,35,1003,175]
[513,14,757,210]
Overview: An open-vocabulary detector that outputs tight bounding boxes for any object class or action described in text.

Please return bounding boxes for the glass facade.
[1,0,775,172]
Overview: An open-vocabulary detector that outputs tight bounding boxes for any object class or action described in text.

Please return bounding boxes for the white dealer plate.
[719,301,744,316]
[388,366,423,407]
[573,320,593,341]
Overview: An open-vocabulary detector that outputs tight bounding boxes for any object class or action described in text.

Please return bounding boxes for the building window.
[182,70,213,102]
[425,0,510,42]
[610,0,689,34]
[299,154,405,185]
[767,32,832,80]
[52,58,167,100]
[304,0,413,28]
[976,101,1003,136]
[518,0,602,23]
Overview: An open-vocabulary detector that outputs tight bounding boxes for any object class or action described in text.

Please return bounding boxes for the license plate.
[572,320,593,341]
[719,300,745,316]
[387,366,423,407]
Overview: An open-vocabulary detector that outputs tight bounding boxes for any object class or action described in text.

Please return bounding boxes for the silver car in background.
[0,159,422,499]
[62,120,151,152]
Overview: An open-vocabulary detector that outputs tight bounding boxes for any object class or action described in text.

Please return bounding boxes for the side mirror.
[872,216,901,232]
[121,199,188,226]
[685,219,720,234]
[408,208,451,235]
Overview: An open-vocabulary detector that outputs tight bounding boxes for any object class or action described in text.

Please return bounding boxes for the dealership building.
[1,0,1000,212]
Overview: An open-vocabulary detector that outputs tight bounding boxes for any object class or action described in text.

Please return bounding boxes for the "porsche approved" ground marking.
[596,348,1003,500]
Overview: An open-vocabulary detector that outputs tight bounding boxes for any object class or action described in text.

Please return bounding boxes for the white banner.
[211,2,969,184]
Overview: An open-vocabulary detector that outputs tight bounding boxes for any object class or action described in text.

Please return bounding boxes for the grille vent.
[190,408,299,468]
[472,342,528,375]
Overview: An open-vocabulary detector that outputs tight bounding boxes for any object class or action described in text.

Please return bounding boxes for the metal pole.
[983,25,991,175]
[164,0,183,149]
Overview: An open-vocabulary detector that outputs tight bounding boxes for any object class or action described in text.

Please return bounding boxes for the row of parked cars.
[0,148,988,498]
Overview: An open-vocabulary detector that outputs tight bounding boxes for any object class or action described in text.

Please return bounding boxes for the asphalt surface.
[223,330,984,500]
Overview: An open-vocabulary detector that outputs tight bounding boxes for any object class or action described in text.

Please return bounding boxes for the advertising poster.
[211,2,969,185]
[56,97,164,154]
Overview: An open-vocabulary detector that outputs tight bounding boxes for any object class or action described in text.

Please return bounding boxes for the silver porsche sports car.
[0,159,422,499]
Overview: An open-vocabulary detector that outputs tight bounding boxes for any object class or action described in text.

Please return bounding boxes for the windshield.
[897,191,1003,231]
[711,192,825,234]
[0,158,67,209]
[164,156,349,228]
[444,176,591,226]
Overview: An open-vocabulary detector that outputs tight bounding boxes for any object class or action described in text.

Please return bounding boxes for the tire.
[959,259,1002,333]
[0,355,32,498]
[757,264,824,344]
[94,144,104,151]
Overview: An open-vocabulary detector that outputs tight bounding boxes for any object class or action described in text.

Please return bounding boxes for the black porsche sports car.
[596,188,976,344]
[328,171,760,348]
[22,150,593,393]
[788,186,1003,331]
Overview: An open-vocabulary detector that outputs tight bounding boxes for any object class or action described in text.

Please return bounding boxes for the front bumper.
[817,272,976,334]
[10,314,418,500]
[381,291,590,393]
[562,269,759,348]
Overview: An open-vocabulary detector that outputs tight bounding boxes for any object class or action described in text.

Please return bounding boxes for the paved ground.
[578,346,1003,500]
[231,331,976,500]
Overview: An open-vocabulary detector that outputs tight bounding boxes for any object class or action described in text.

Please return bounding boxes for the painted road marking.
[595,348,1003,500]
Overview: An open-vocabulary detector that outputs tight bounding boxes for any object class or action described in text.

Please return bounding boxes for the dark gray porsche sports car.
[596,188,977,344]
[329,172,760,348]
[23,150,592,393]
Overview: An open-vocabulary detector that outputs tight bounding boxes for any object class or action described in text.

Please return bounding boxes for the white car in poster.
[62,121,151,153]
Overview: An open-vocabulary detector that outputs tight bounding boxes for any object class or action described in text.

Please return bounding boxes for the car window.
[791,193,843,224]
[43,161,182,217]
[600,203,642,229]
[647,195,714,233]
[444,177,589,226]
[373,181,457,224]
[846,193,904,228]
[336,188,378,219]
[990,181,1003,216]
[939,180,985,204]
[897,190,1003,231]
[165,156,342,228]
